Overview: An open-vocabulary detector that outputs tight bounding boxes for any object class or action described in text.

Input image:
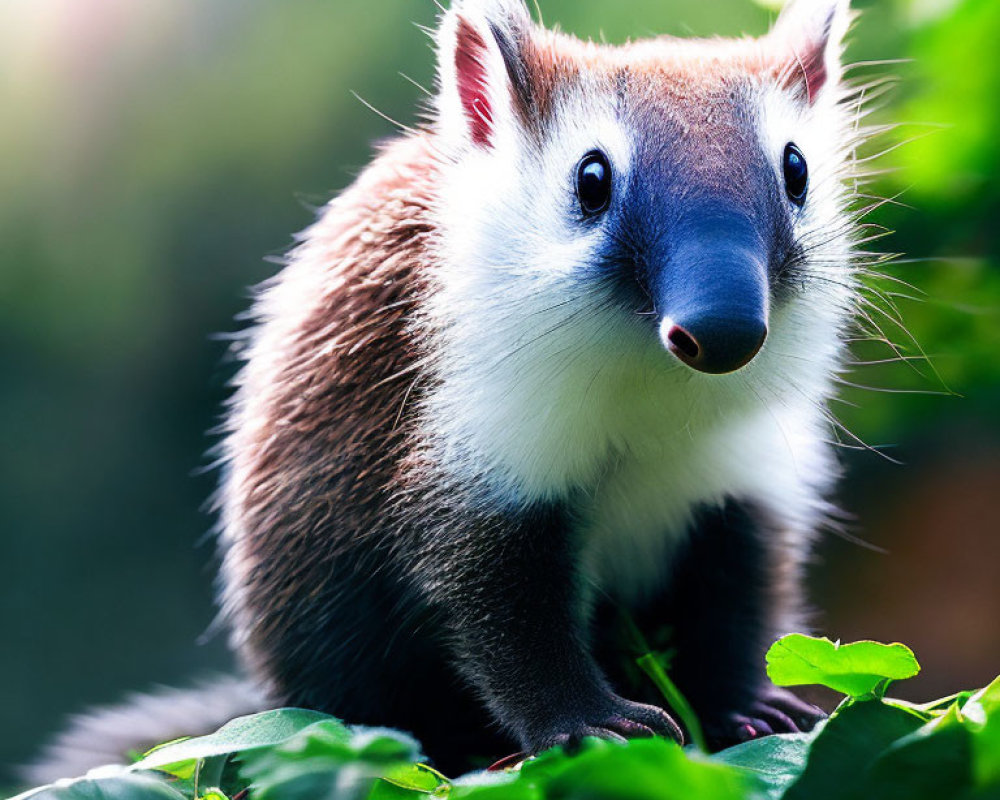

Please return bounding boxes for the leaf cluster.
[9,635,1000,800]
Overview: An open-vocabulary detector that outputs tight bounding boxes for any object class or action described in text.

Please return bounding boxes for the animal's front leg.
[414,498,683,756]
[652,499,824,746]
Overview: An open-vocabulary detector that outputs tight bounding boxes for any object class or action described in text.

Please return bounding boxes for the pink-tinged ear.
[770,0,851,104]
[454,17,496,146]
[436,0,532,149]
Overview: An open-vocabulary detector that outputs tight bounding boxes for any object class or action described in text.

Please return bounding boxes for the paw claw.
[736,722,758,742]
[525,695,684,756]
[487,752,529,772]
[760,686,826,727]
[576,726,628,746]
[749,701,797,733]
[605,717,655,739]
[707,687,827,748]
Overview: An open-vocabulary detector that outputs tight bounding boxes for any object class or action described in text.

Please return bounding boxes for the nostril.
[667,325,701,362]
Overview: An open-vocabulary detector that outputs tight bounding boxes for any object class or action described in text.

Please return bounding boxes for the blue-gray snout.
[654,212,769,375]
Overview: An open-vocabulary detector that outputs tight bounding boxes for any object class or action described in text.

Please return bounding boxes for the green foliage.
[838,0,1000,442]
[239,723,423,800]
[635,654,708,753]
[765,635,920,699]
[135,710,334,776]
[11,773,189,800]
[711,733,811,797]
[9,636,1000,800]
[781,700,926,800]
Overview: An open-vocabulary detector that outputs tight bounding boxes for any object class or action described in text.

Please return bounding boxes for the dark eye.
[783,143,808,206]
[576,150,612,216]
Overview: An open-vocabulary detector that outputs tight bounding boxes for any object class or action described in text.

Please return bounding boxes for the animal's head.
[426,0,864,491]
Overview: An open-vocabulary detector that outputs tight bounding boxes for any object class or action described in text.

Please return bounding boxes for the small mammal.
[33,0,865,779]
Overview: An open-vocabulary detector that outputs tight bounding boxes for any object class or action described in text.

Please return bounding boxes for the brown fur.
[219,134,439,690]
[490,13,819,163]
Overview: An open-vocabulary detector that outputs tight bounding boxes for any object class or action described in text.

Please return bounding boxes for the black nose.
[664,316,767,374]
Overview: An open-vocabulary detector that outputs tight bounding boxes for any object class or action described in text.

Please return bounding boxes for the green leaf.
[766,635,920,698]
[861,703,974,800]
[783,699,927,800]
[854,674,1000,798]
[447,768,535,800]
[367,781,426,800]
[712,732,816,800]
[963,677,1000,727]
[973,710,1000,790]
[237,722,422,800]
[964,676,1000,789]
[130,709,336,774]
[510,738,752,800]
[538,739,750,800]
[190,758,227,796]
[914,690,978,715]
[348,728,421,763]
[635,654,707,753]
[11,773,189,800]
[378,762,449,794]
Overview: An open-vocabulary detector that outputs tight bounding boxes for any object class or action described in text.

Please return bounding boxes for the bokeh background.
[2,0,998,784]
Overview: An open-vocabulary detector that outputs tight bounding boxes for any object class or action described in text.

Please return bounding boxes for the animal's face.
[427,0,858,494]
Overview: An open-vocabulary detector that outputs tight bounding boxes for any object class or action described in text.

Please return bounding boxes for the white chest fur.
[575,397,830,603]
[424,289,839,605]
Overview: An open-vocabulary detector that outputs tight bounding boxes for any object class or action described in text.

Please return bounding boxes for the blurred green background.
[1,0,998,783]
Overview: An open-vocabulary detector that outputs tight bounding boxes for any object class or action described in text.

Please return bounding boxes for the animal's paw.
[527,695,684,755]
[707,686,826,747]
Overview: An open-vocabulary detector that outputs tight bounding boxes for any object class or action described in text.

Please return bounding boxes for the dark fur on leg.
[409,490,682,757]
[595,498,823,748]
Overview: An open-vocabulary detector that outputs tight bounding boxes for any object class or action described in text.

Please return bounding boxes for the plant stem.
[635,653,708,753]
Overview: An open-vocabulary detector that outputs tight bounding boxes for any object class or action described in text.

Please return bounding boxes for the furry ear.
[436,0,533,149]
[770,0,851,104]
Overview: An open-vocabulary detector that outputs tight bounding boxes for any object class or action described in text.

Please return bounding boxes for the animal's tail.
[22,675,266,787]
